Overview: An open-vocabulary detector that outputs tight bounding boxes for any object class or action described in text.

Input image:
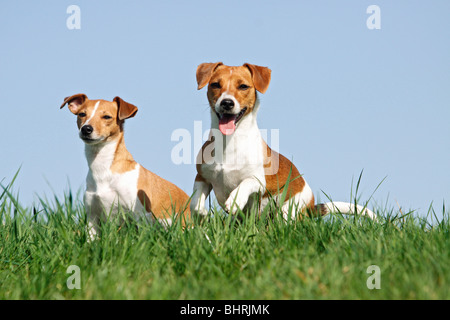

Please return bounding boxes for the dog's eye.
[102,115,112,120]
[78,112,86,117]
[210,82,221,89]
[238,84,250,90]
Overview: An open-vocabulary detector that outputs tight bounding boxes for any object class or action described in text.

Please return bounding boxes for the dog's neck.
[84,133,134,177]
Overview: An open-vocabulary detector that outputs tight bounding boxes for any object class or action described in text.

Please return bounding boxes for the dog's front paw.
[191,207,209,223]
[225,189,247,214]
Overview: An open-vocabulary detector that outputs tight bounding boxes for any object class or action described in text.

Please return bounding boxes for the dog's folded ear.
[113,96,138,120]
[196,62,223,90]
[60,93,88,114]
[243,63,271,94]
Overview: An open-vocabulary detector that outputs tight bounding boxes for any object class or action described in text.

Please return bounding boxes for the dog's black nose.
[81,125,93,136]
[220,99,234,111]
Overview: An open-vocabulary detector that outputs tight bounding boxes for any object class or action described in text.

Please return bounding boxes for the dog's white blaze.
[84,101,100,126]
[226,69,233,91]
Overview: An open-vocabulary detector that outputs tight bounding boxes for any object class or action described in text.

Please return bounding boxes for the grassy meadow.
[0,173,449,300]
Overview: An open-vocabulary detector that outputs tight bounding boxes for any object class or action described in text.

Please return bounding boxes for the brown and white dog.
[190,62,376,220]
[61,94,190,238]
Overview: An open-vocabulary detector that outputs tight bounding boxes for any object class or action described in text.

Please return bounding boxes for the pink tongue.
[219,114,237,135]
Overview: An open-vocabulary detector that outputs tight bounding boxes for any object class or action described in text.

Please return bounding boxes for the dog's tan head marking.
[196,62,224,90]
[113,96,138,121]
[60,93,88,114]
[60,94,138,144]
[196,62,271,135]
[242,63,271,94]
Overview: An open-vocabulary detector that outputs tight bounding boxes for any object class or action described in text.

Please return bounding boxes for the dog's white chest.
[200,118,266,205]
[83,142,144,220]
[203,162,263,205]
[84,164,142,218]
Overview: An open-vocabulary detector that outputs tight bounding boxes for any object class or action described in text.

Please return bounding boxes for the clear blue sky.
[1,1,449,219]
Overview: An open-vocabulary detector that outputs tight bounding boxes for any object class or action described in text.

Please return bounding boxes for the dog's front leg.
[225,177,265,214]
[84,192,103,241]
[190,178,212,220]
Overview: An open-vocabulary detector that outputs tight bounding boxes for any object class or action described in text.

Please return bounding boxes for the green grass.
[0,174,449,300]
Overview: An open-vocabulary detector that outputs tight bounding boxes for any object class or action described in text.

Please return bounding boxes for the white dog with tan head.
[61,94,190,238]
[190,62,376,221]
